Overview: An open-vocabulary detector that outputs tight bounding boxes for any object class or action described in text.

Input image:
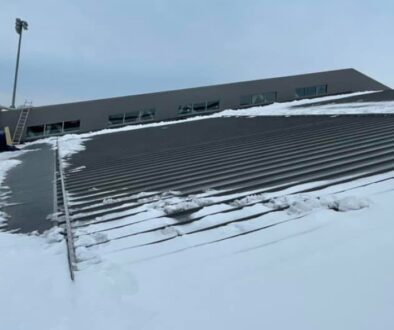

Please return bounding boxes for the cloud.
[0,0,393,106]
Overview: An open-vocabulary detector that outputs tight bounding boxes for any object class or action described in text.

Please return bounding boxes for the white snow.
[219,99,394,117]
[0,151,23,187]
[1,172,394,329]
[0,231,148,330]
[0,151,24,225]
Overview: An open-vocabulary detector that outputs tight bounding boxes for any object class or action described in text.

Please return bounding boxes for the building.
[0,68,389,143]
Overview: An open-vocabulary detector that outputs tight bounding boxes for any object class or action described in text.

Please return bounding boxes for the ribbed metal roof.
[58,115,394,229]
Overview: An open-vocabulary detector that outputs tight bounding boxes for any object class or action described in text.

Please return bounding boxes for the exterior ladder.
[12,107,31,145]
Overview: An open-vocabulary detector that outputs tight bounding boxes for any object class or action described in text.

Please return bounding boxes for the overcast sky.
[1,0,393,106]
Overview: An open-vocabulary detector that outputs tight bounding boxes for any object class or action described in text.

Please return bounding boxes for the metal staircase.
[12,105,31,145]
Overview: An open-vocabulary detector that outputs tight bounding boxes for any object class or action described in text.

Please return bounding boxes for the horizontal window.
[108,108,156,126]
[207,100,220,111]
[26,125,45,138]
[296,85,327,98]
[45,122,63,135]
[178,104,192,115]
[108,113,124,126]
[26,119,81,140]
[124,111,139,123]
[240,95,252,106]
[193,102,206,112]
[263,91,277,103]
[305,86,317,96]
[140,109,156,121]
[63,120,80,132]
[240,92,277,106]
[178,99,221,116]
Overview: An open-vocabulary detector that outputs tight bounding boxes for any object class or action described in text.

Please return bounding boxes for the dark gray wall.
[0,68,389,141]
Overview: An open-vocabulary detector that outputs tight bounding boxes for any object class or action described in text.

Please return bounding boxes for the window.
[296,85,327,98]
[206,100,220,111]
[140,109,155,121]
[63,120,80,132]
[25,120,81,140]
[252,94,265,105]
[305,86,317,96]
[264,91,277,103]
[240,95,252,106]
[124,111,139,123]
[317,85,327,95]
[108,113,124,126]
[178,104,192,115]
[108,108,156,126]
[26,125,44,138]
[193,102,206,112]
[45,122,63,135]
[295,88,305,98]
[178,100,220,116]
[240,92,277,107]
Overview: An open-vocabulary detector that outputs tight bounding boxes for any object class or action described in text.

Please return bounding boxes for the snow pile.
[267,193,370,214]
[0,173,394,329]
[56,134,87,167]
[42,226,64,243]
[57,134,86,158]
[0,231,146,330]
[230,193,267,207]
[75,231,108,247]
[157,196,214,214]
[332,195,371,211]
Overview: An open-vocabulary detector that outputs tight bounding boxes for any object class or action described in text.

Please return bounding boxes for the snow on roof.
[1,93,394,329]
[1,170,394,329]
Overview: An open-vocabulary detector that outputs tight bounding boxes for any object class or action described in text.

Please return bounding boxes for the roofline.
[351,68,390,90]
[33,68,365,109]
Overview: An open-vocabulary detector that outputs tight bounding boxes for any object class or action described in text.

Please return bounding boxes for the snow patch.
[75,231,108,247]
[267,194,370,215]
[69,165,87,173]
[0,151,24,225]
[76,245,101,264]
[151,196,214,214]
[42,226,64,243]
[230,193,267,207]
[331,196,371,212]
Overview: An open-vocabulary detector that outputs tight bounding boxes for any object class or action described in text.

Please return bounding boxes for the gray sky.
[1,0,393,106]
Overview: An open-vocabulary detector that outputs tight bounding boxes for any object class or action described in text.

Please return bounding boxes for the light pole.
[11,18,28,109]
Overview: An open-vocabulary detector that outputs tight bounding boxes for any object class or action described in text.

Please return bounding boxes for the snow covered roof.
[1,93,394,329]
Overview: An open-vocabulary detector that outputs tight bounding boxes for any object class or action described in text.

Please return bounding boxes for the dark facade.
[0,68,389,142]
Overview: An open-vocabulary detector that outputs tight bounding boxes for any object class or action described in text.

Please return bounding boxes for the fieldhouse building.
[0,68,389,143]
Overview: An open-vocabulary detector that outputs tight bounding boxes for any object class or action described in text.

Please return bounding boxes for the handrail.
[56,139,77,281]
